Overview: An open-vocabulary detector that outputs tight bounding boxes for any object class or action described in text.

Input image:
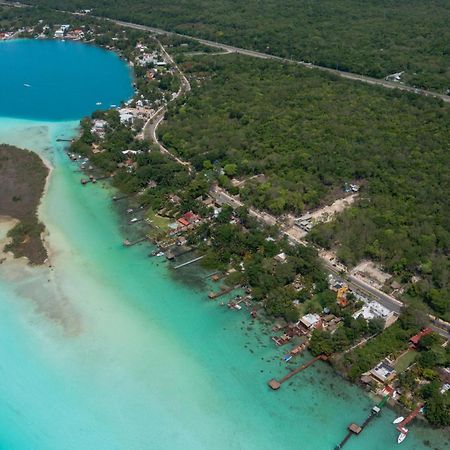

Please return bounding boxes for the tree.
[309,330,333,356]
[223,163,237,177]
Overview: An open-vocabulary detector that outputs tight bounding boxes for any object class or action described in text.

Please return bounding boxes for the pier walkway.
[174,255,204,269]
[268,355,326,390]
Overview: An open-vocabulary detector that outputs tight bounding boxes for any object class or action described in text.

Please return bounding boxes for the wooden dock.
[174,255,204,269]
[268,355,326,390]
[113,195,128,202]
[208,284,240,300]
[123,237,148,247]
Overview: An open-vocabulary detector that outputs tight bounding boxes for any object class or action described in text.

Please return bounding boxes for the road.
[108,19,450,104]
[142,39,193,173]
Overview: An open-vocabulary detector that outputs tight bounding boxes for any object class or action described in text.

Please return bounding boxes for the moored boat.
[397,427,408,444]
[393,416,404,424]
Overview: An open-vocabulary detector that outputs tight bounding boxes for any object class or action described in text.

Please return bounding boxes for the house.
[177,217,190,227]
[122,149,141,156]
[182,211,199,224]
[274,252,287,263]
[370,361,396,384]
[91,143,102,154]
[54,29,64,39]
[410,328,433,348]
[119,109,135,125]
[169,194,181,204]
[299,313,322,330]
[66,29,84,40]
[290,336,308,355]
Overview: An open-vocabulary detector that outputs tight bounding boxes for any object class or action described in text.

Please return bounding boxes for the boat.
[126,208,134,214]
[96,101,102,106]
[130,217,138,223]
[24,83,31,87]
[156,251,164,257]
[397,427,408,444]
[393,416,404,424]
[283,354,292,362]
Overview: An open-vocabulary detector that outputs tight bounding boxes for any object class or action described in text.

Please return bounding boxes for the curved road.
[142,40,193,173]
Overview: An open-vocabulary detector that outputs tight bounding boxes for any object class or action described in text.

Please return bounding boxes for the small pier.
[268,354,326,390]
[81,175,98,185]
[174,255,204,269]
[123,237,148,247]
[208,284,240,300]
[335,397,388,449]
[129,218,145,225]
[113,195,128,202]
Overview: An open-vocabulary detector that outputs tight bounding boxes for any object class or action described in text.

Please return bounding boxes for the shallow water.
[0,41,446,450]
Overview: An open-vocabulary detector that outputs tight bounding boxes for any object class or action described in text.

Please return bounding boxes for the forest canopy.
[25,0,450,91]
[158,55,449,318]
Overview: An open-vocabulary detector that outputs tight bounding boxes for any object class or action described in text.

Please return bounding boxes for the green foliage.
[27,0,450,90]
[344,313,420,380]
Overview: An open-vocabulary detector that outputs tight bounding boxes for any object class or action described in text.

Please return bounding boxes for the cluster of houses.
[0,31,15,40]
[361,328,443,400]
[91,119,108,139]
[135,43,167,68]
[271,311,342,347]
[168,211,202,235]
[328,274,399,329]
[54,24,70,39]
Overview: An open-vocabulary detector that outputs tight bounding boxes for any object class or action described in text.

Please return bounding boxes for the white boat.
[397,427,408,444]
[126,208,134,214]
[24,83,31,87]
[393,416,404,424]
[130,217,138,223]
[156,251,164,257]
[96,101,102,106]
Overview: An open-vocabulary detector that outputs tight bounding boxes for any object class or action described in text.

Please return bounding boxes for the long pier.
[174,255,204,269]
[123,237,148,246]
[268,355,326,390]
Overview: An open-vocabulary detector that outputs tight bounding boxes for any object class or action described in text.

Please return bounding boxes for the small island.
[0,144,48,264]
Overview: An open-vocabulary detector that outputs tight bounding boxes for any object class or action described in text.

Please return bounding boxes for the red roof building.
[182,211,198,223]
[410,328,433,348]
[177,217,190,227]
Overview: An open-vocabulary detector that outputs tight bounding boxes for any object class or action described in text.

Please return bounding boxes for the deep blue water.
[0,39,133,120]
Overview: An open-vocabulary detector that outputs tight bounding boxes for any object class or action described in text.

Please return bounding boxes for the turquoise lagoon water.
[0,40,446,450]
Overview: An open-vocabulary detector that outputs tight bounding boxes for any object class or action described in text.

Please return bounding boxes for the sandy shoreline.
[39,155,55,266]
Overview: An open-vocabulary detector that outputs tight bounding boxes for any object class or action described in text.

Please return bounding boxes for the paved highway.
[108,19,450,104]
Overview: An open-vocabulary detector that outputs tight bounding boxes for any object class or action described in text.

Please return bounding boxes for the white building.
[353,298,399,329]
